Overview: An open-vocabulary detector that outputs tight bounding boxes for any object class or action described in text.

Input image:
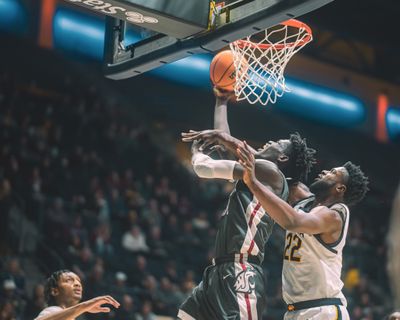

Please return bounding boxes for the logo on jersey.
[234,269,256,294]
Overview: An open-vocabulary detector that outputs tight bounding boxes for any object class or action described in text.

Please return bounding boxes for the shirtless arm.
[191,140,283,196]
[35,296,119,320]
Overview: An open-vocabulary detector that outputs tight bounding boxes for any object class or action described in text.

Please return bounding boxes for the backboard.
[65,0,334,80]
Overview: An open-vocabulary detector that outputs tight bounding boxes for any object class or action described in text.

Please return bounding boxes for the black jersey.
[215,171,289,263]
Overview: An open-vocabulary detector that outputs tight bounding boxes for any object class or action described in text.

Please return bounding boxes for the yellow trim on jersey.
[335,305,339,320]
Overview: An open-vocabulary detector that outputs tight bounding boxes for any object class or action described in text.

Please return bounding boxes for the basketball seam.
[216,61,235,85]
[210,54,222,84]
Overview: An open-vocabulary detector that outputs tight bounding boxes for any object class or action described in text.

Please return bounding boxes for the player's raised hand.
[81,295,120,314]
[213,86,235,100]
[181,129,222,151]
[237,141,257,186]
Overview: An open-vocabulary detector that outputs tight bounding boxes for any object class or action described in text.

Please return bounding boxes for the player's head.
[309,161,369,206]
[255,132,316,183]
[388,312,400,320]
[44,270,82,307]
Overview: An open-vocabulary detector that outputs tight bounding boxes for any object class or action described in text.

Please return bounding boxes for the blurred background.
[0,0,399,319]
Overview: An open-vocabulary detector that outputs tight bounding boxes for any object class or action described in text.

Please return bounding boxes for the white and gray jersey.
[282,196,350,306]
[34,306,68,320]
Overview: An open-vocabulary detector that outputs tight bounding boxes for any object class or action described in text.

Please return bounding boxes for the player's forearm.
[36,304,86,320]
[214,97,230,134]
[246,178,299,230]
[191,151,235,180]
[216,132,257,155]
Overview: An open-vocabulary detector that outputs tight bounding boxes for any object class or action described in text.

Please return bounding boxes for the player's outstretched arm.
[190,140,283,198]
[237,141,342,235]
[213,87,235,135]
[182,129,257,156]
[35,296,120,320]
[190,139,237,180]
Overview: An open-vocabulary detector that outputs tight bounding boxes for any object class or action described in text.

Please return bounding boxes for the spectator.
[24,284,46,319]
[134,300,156,320]
[122,225,149,253]
[114,294,137,320]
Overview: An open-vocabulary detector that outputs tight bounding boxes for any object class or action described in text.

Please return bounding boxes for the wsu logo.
[234,269,256,294]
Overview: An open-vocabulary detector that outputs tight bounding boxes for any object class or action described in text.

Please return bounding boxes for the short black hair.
[44,269,71,306]
[285,132,317,183]
[343,161,369,206]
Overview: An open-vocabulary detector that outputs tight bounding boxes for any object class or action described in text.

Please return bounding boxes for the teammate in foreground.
[237,141,369,319]
[34,269,119,320]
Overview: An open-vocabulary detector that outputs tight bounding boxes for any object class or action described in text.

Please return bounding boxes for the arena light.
[0,0,26,33]
[54,8,105,60]
[387,108,400,141]
[150,54,212,87]
[278,78,365,126]
[287,81,360,112]
[53,8,211,86]
[376,94,388,142]
[54,8,141,60]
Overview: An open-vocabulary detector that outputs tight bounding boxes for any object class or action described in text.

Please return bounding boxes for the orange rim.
[235,19,312,50]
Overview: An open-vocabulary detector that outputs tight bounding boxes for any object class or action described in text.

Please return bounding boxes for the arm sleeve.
[192,152,236,180]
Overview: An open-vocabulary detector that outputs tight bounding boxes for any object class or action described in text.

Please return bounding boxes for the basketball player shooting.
[237,141,369,320]
[178,132,315,320]
[179,82,316,319]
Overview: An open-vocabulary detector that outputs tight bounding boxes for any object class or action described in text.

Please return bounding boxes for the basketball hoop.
[229,19,312,105]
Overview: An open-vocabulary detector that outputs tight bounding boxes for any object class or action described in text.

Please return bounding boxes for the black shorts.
[178,260,266,320]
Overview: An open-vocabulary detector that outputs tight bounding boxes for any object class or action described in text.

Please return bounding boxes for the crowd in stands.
[0,62,395,320]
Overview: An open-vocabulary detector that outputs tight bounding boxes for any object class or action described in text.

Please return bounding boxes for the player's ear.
[336,184,346,194]
[51,287,59,297]
[278,154,289,163]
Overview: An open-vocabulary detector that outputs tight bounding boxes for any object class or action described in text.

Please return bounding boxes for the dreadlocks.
[343,161,369,206]
[44,269,71,306]
[286,132,317,183]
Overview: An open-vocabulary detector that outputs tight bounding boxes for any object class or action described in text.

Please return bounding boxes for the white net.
[229,19,312,106]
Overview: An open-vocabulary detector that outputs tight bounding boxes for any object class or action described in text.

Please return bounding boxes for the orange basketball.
[210,50,236,91]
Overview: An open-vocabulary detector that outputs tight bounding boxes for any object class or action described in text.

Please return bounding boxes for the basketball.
[210,50,236,91]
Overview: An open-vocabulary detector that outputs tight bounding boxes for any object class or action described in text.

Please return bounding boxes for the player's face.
[256,139,291,161]
[309,167,349,195]
[55,272,82,304]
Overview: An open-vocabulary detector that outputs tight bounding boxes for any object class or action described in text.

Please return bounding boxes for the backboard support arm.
[102,0,334,79]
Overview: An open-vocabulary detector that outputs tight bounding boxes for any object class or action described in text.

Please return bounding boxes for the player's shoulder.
[254,158,279,168]
[35,306,64,319]
[253,159,281,177]
[253,159,283,185]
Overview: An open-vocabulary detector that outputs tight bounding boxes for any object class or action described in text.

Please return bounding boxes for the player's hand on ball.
[213,86,235,100]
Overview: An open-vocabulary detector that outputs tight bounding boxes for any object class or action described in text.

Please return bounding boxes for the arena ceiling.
[302,0,400,84]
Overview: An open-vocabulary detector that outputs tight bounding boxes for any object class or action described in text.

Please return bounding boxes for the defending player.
[237,141,369,320]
